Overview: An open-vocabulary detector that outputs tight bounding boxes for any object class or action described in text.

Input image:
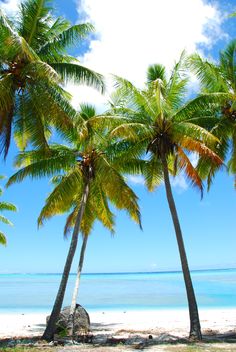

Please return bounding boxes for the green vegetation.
[189,40,236,188]
[99,53,223,339]
[0,0,104,158]
[0,175,17,245]
[8,103,141,340]
[1,0,236,345]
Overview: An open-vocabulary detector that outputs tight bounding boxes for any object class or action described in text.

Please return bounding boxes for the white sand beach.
[0,308,235,340]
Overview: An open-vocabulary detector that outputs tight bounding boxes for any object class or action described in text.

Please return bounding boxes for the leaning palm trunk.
[162,156,202,340]
[68,234,88,336]
[42,182,90,341]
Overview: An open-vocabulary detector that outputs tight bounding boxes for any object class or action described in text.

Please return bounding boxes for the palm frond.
[173,92,230,122]
[0,214,13,226]
[0,231,7,245]
[19,0,51,48]
[177,147,203,197]
[0,104,14,159]
[166,50,188,109]
[92,185,115,233]
[23,61,60,83]
[180,136,223,166]
[111,122,153,141]
[50,63,105,92]
[38,169,83,226]
[147,64,166,84]
[38,23,94,56]
[97,156,142,228]
[143,156,163,192]
[228,129,236,174]
[174,121,220,145]
[0,202,17,212]
[7,148,75,186]
[189,53,229,92]
[113,75,156,117]
[0,8,39,61]
[219,40,236,92]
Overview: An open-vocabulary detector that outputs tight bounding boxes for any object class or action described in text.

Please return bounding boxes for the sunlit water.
[0,269,235,313]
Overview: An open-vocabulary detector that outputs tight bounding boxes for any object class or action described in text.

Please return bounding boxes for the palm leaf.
[19,0,51,47]
[97,156,141,227]
[38,23,94,56]
[177,147,203,196]
[0,231,7,245]
[219,40,236,92]
[189,53,229,93]
[0,202,17,212]
[173,93,230,122]
[38,169,83,226]
[50,63,105,92]
[0,214,13,226]
[142,156,163,192]
[166,51,188,109]
[0,8,40,61]
[111,122,153,141]
[180,136,223,166]
[7,149,75,186]
[147,64,166,84]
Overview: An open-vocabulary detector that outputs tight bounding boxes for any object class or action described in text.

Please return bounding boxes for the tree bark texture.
[70,235,88,317]
[42,182,90,341]
[161,156,202,340]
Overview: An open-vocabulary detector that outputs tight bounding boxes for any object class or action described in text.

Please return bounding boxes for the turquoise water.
[0,269,235,313]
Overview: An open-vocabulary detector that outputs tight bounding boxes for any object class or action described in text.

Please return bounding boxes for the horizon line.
[1,267,236,275]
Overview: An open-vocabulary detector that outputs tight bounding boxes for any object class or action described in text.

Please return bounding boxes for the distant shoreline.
[1,267,236,275]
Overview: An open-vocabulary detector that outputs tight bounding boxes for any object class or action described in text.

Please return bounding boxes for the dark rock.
[107,337,126,345]
[47,304,90,338]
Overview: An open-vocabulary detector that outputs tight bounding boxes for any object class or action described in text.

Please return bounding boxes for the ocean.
[0,268,235,314]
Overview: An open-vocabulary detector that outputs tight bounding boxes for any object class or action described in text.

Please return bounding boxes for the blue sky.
[0,0,235,274]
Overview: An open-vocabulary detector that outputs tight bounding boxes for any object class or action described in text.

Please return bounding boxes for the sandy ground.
[0,308,235,339]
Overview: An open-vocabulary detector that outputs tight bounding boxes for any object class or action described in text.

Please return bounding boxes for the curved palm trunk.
[161,156,202,340]
[70,235,88,315]
[67,235,88,336]
[42,182,90,341]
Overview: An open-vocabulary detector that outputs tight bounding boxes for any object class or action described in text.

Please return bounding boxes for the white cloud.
[1,0,206,193]
[127,175,145,186]
[0,0,20,15]
[189,153,199,168]
[71,0,224,107]
[66,83,109,113]
[2,0,224,110]
[171,174,188,192]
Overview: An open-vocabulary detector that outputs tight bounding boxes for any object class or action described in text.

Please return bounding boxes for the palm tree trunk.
[42,182,90,341]
[67,235,88,337]
[70,235,88,315]
[161,156,202,340]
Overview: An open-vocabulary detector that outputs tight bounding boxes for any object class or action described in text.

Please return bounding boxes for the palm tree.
[0,176,17,245]
[102,54,223,340]
[189,40,236,187]
[0,0,104,158]
[7,104,141,340]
